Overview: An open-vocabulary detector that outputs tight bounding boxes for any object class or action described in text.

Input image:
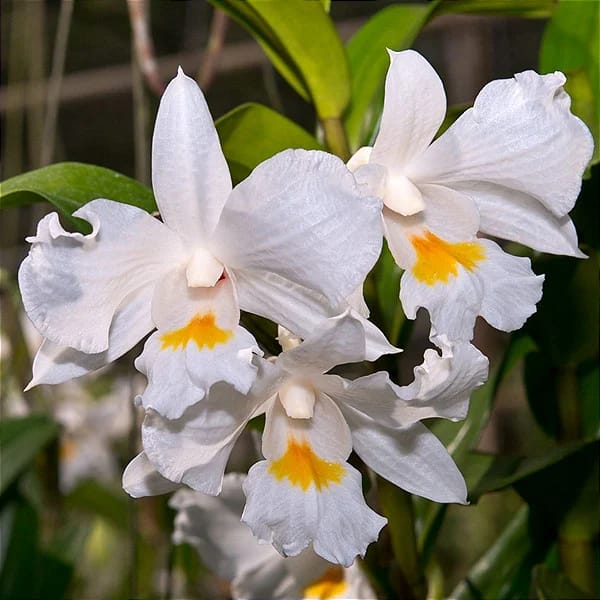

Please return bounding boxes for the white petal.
[141,383,264,495]
[169,473,276,582]
[18,200,185,354]
[138,270,260,418]
[371,50,446,171]
[278,312,368,377]
[342,408,467,504]
[27,284,154,388]
[396,336,489,421]
[152,68,231,243]
[410,71,594,217]
[122,452,180,498]
[454,181,585,257]
[214,149,383,305]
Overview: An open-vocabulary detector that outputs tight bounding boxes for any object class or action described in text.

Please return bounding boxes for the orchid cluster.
[18,49,592,574]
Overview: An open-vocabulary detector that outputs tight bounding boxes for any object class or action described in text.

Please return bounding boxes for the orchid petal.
[453,181,585,257]
[342,407,467,504]
[214,149,383,305]
[152,68,231,243]
[18,200,185,354]
[122,452,180,498]
[410,70,594,218]
[141,383,264,495]
[27,284,154,388]
[371,50,447,172]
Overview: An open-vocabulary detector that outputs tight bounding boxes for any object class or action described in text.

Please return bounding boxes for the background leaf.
[215,103,322,185]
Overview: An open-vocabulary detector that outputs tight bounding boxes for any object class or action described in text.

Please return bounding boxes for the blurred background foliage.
[0,1,598,599]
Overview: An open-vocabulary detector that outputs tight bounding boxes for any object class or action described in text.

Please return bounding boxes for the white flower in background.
[55,378,133,492]
[19,68,384,419]
[170,473,376,600]
[348,50,594,341]
[124,312,488,565]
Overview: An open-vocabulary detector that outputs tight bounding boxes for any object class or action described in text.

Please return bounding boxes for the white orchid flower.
[124,312,488,566]
[348,50,594,341]
[170,473,376,600]
[19,68,383,419]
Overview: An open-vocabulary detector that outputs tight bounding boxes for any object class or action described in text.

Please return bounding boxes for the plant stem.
[378,477,426,600]
[321,117,351,161]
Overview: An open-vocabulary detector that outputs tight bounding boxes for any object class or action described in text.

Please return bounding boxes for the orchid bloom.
[348,50,594,340]
[171,473,376,600]
[124,312,488,565]
[19,68,383,419]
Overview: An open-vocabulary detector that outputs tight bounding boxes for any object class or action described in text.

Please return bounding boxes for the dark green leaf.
[540,0,599,165]
[533,565,595,600]
[65,480,130,530]
[0,162,156,220]
[212,0,350,119]
[0,416,60,497]
[215,103,322,185]
[344,3,437,150]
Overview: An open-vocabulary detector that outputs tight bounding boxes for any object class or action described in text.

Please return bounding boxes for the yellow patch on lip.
[60,438,77,462]
[411,230,485,285]
[303,566,348,600]
[268,437,344,491]
[160,312,232,350]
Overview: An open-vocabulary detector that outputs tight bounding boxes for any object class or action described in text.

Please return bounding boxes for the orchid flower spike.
[348,49,594,341]
[170,473,377,600]
[19,68,383,418]
[124,312,488,566]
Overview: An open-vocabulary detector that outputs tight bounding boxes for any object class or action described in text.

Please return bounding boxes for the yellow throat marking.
[411,230,485,285]
[303,566,348,599]
[269,437,344,491]
[160,312,232,350]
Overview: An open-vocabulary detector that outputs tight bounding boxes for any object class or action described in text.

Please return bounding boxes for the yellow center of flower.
[411,230,485,285]
[303,566,348,599]
[160,312,232,350]
[268,437,344,491]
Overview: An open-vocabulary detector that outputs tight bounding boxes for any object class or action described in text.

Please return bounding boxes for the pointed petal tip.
[23,379,36,392]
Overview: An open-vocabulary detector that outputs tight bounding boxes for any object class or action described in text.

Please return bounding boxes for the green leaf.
[344,2,438,150]
[451,506,541,600]
[435,0,554,18]
[533,565,595,600]
[211,0,350,119]
[65,480,130,531]
[0,162,156,223]
[0,416,60,497]
[215,103,322,185]
[540,0,599,165]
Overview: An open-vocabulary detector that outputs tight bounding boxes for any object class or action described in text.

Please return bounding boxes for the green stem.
[378,477,426,600]
[321,117,351,161]
[556,366,597,594]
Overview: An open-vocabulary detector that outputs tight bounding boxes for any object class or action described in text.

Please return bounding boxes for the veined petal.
[214,149,383,305]
[27,284,155,388]
[278,312,368,377]
[140,269,260,418]
[243,396,385,567]
[342,407,468,504]
[410,70,594,218]
[453,181,585,257]
[371,50,447,172]
[234,270,398,362]
[141,382,265,495]
[152,68,231,243]
[18,200,185,354]
[122,452,180,498]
